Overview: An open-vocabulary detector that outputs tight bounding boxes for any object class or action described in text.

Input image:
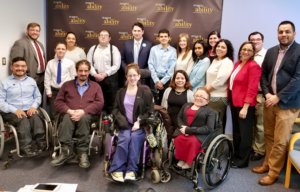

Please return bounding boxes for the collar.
[278,40,294,51]
[134,38,143,45]
[10,74,28,81]
[159,44,170,50]
[75,79,89,87]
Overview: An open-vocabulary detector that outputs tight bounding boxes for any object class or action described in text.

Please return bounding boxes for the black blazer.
[176,103,216,143]
[113,85,154,129]
[260,41,300,108]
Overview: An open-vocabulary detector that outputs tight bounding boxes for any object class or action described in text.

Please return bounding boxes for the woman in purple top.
[109,64,154,182]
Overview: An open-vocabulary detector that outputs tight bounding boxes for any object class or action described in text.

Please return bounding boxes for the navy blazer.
[260,41,300,108]
[121,39,152,70]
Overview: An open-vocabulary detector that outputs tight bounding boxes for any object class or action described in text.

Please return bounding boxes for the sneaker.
[181,162,191,169]
[111,172,124,182]
[176,160,185,168]
[124,171,136,181]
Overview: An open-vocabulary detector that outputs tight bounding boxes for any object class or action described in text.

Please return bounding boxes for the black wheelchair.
[50,112,111,162]
[0,108,52,168]
[103,110,171,183]
[165,116,233,191]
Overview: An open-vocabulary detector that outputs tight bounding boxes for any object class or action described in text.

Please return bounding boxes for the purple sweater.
[55,79,104,115]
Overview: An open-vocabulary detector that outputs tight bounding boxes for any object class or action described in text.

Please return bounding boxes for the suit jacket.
[229,60,261,107]
[121,39,152,77]
[176,103,216,143]
[10,36,46,79]
[113,85,153,129]
[260,41,300,108]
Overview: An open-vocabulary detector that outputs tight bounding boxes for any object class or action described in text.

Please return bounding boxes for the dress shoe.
[21,145,38,157]
[79,152,90,169]
[181,162,191,169]
[51,146,75,166]
[177,160,185,168]
[231,160,248,168]
[36,141,47,153]
[258,175,278,185]
[252,165,269,174]
[250,153,264,161]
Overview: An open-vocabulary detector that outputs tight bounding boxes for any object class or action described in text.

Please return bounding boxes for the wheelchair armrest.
[201,128,222,150]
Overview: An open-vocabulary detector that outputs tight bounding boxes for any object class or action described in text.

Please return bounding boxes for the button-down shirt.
[44,57,76,95]
[75,80,89,96]
[0,75,41,113]
[87,43,121,76]
[148,44,177,84]
[254,48,267,66]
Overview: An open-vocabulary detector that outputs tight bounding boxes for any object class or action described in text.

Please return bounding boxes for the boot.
[78,152,90,168]
[50,145,75,167]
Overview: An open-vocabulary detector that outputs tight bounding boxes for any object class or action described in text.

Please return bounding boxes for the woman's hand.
[239,107,248,119]
[180,125,188,136]
[132,120,140,131]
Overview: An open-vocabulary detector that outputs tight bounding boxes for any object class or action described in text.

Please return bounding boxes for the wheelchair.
[50,112,111,161]
[103,110,171,183]
[165,116,233,191]
[0,108,52,168]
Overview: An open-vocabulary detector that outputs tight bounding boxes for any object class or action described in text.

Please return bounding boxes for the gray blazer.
[10,36,46,79]
[260,41,300,108]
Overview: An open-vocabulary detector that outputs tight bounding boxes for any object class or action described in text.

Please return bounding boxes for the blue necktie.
[56,59,61,84]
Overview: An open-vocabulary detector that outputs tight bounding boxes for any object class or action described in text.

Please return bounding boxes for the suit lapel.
[278,42,296,71]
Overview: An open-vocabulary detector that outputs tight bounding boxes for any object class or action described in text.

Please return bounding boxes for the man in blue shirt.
[0,57,45,157]
[148,29,176,104]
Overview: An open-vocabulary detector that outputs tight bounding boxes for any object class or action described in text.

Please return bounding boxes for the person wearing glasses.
[173,87,216,169]
[248,32,267,161]
[109,64,153,182]
[229,42,261,168]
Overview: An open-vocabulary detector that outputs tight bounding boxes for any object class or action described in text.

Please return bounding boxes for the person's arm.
[106,46,121,76]
[0,81,18,113]
[112,89,129,129]
[190,58,210,88]
[210,58,233,90]
[86,45,97,76]
[54,83,70,113]
[79,47,87,60]
[44,61,52,96]
[83,83,104,115]
[161,87,171,109]
[31,81,42,109]
[148,47,159,83]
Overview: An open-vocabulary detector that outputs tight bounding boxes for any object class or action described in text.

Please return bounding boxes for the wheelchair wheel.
[201,134,232,188]
[0,115,4,158]
[39,108,53,148]
[160,169,171,183]
[151,169,161,183]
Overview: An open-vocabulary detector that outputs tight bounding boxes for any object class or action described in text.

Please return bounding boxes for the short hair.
[169,70,192,90]
[176,33,191,60]
[75,59,91,71]
[55,42,66,48]
[27,22,40,30]
[213,39,234,61]
[207,31,221,49]
[132,22,144,31]
[99,29,111,37]
[125,63,140,76]
[248,31,264,41]
[158,29,170,37]
[238,41,256,61]
[11,57,26,65]
[65,31,76,39]
[192,40,208,62]
[195,87,211,100]
[278,20,296,32]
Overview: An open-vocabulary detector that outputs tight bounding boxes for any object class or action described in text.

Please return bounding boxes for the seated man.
[50,59,104,169]
[0,57,45,157]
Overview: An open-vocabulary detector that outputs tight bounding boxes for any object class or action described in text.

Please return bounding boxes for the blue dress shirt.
[75,80,89,96]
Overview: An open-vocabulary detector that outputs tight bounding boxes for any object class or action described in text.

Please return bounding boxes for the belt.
[51,86,60,91]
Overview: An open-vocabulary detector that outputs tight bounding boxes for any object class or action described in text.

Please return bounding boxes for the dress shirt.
[254,48,267,66]
[31,40,46,74]
[148,44,177,84]
[133,39,142,64]
[0,75,41,113]
[87,43,121,76]
[44,57,76,95]
[76,80,89,96]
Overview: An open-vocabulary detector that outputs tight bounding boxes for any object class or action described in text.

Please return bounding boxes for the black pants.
[47,87,59,120]
[150,79,170,105]
[231,105,255,166]
[99,74,118,114]
[0,112,45,148]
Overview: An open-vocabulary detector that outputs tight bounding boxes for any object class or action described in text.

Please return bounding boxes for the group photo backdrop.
[46,0,223,60]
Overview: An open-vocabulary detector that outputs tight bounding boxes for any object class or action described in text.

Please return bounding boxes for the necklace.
[175,89,185,95]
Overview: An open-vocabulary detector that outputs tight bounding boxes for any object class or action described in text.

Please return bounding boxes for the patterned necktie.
[57,60,61,84]
[33,41,45,72]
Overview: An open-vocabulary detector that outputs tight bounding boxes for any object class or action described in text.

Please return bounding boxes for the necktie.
[57,60,61,84]
[134,42,140,64]
[33,41,45,72]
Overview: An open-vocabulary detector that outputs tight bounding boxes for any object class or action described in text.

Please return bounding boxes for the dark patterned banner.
[46,0,223,60]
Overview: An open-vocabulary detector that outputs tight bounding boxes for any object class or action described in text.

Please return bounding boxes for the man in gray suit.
[252,20,300,185]
[10,22,46,95]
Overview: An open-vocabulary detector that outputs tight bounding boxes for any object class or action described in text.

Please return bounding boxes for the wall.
[0,0,45,80]
[1,0,300,80]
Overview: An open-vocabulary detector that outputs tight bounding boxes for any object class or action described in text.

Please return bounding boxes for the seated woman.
[174,87,216,169]
[161,70,194,142]
[109,64,153,182]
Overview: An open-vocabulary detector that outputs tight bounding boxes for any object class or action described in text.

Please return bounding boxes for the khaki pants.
[252,94,265,155]
[262,105,300,177]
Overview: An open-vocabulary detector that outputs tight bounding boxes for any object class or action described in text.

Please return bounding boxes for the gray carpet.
[0,141,299,192]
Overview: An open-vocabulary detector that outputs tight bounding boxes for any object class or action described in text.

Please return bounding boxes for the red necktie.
[33,41,45,72]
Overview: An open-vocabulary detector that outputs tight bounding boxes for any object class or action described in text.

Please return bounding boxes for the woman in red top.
[174,88,216,169]
[229,42,262,168]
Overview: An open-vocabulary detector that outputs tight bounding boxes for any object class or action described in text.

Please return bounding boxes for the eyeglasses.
[194,94,209,100]
[127,74,139,78]
[241,48,253,52]
[99,34,109,37]
[250,38,262,42]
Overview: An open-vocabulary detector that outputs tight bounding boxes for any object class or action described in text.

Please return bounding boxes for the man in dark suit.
[10,22,46,95]
[252,20,300,185]
[120,22,152,87]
